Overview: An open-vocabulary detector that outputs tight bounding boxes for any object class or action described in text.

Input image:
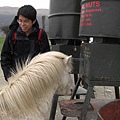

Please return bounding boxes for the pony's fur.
[0,51,74,120]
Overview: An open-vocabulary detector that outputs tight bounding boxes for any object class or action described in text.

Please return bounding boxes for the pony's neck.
[35,88,57,119]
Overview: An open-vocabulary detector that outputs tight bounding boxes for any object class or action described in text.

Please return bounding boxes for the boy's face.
[17,15,36,35]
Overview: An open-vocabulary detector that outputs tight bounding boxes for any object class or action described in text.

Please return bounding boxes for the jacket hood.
[9,16,39,31]
[9,16,19,31]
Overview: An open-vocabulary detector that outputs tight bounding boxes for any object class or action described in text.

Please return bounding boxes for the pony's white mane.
[0,51,72,119]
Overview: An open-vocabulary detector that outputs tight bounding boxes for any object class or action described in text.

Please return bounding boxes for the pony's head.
[0,51,74,118]
[25,51,74,95]
[29,51,74,96]
[55,55,74,95]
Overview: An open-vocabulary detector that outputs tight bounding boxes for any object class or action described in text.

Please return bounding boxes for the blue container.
[79,0,120,38]
[49,0,81,40]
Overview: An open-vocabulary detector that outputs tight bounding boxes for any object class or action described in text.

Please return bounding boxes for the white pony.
[0,51,74,120]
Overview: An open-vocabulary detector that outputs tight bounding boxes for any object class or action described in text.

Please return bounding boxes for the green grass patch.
[0,37,5,52]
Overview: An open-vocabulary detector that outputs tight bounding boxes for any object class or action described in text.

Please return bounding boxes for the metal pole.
[49,94,59,120]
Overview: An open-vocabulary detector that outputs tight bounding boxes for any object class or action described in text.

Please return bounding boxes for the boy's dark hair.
[17,5,37,21]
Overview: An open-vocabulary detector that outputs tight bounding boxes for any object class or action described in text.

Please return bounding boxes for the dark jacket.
[1,16,50,80]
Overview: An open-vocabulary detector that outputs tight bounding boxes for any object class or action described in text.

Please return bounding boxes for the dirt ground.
[0,67,117,120]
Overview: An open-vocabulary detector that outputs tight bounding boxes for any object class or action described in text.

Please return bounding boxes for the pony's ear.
[64,55,72,72]
[64,55,72,65]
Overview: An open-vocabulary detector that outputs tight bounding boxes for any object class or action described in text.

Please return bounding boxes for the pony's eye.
[68,71,71,74]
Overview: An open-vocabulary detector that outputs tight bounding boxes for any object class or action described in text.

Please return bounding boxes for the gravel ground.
[0,67,117,120]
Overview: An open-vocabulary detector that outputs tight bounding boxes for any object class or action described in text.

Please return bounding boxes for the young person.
[1,5,50,81]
